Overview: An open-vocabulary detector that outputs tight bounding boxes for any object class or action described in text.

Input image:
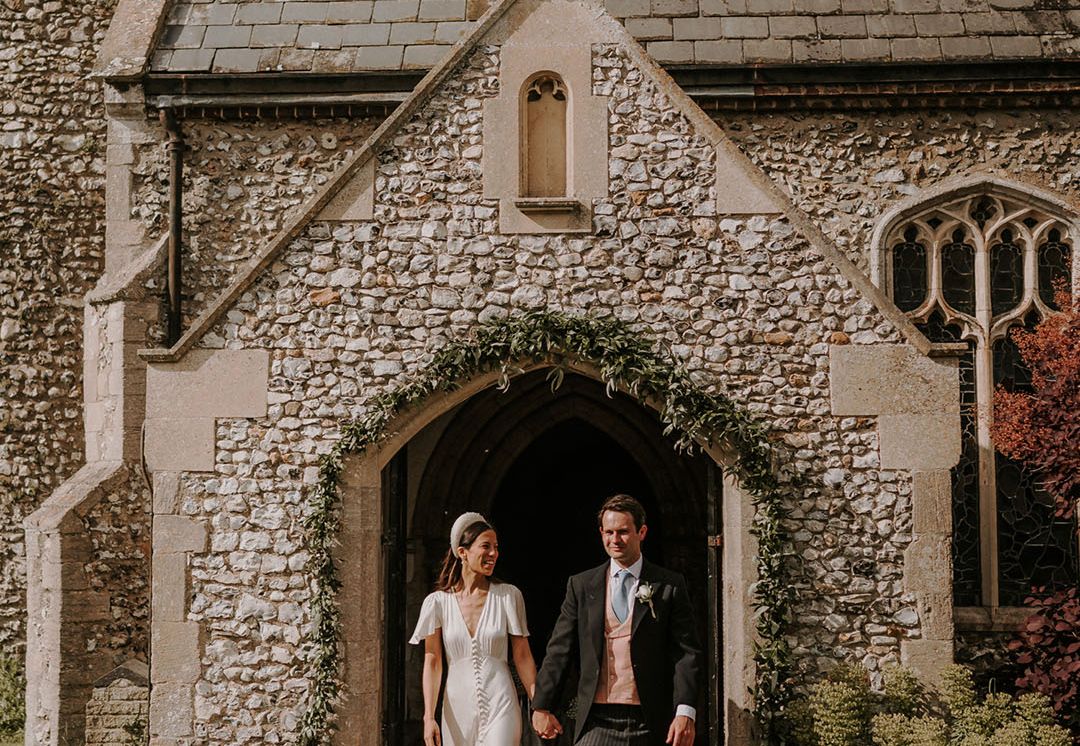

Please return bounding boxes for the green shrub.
[786,663,1074,746]
[0,657,25,737]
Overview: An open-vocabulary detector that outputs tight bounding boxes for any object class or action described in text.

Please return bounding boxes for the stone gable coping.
[93,0,172,80]
[139,0,933,364]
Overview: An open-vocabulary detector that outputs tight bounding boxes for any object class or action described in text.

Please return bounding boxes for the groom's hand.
[666,714,695,746]
[531,709,563,740]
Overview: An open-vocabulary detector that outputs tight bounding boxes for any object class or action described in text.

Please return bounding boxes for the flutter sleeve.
[409,592,443,644]
[505,584,530,637]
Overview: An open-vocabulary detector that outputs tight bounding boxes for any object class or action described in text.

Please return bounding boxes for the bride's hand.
[423,716,441,746]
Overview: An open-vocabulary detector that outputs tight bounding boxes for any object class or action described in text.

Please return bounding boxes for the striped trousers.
[577,704,653,746]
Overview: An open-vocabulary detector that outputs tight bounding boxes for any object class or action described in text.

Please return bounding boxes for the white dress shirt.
[609,556,697,722]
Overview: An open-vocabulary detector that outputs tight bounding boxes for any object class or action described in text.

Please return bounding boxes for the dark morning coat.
[532,559,703,744]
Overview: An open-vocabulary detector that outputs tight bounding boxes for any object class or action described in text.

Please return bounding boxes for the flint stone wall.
[0,0,116,656]
[153,41,930,742]
[718,108,1080,270]
[131,119,382,340]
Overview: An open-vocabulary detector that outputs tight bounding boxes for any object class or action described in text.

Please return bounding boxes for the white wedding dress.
[410,583,529,746]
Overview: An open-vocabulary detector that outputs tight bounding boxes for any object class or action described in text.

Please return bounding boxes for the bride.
[410,512,538,746]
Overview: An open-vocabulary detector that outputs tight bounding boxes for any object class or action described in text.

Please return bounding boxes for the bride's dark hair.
[435,519,500,592]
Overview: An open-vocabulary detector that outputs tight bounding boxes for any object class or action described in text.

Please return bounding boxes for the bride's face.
[459,529,499,577]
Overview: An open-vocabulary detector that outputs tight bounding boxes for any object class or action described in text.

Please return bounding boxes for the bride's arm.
[510,635,538,700]
[422,631,444,745]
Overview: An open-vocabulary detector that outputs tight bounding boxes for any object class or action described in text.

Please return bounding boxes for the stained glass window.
[885,193,1078,608]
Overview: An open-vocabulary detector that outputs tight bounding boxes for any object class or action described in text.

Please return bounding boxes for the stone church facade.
[3,0,1079,743]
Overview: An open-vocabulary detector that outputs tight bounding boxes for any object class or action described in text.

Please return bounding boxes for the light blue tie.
[612,570,632,623]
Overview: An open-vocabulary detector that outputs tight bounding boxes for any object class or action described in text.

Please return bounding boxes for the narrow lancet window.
[523,75,568,198]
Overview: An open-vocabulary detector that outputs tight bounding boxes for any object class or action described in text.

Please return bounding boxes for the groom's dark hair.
[597,494,647,530]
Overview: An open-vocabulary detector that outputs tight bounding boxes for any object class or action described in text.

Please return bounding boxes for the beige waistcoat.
[594,576,641,705]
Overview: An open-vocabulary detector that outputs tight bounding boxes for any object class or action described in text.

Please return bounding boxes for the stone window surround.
[870,176,1080,629]
[334,360,759,744]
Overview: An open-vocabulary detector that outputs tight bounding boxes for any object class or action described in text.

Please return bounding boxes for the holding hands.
[531,708,563,741]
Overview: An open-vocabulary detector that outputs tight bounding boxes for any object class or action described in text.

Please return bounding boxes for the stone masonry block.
[914,12,965,35]
[341,22,392,44]
[327,0,375,22]
[792,38,842,60]
[841,37,891,59]
[235,3,283,23]
[645,40,695,62]
[372,0,420,21]
[282,1,329,22]
[699,0,747,13]
[989,35,1043,56]
[769,16,817,38]
[152,472,181,515]
[418,0,465,20]
[202,24,252,48]
[892,0,939,11]
[390,21,436,44]
[251,24,300,47]
[354,44,405,67]
[901,639,954,687]
[672,16,721,39]
[151,622,200,684]
[146,349,269,420]
[143,417,214,472]
[745,0,793,13]
[830,344,958,416]
[652,0,698,14]
[158,24,206,49]
[166,49,215,71]
[435,21,472,42]
[878,413,961,470]
[962,11,1016,34]
[722,16,769,37]
[403,43,448,67]
[152,551,188,622]
[149,682,193,738]
[912,470,951,535]
[606,0,652,16]
[743,39,793,61]
[941,35,992,57]
[891,36,943,58]
[842,0,888,12]
[629,17,675,39]
[155,515,207,554]
[297,24,345,48]
[211,48,263,72]
[818,14,868,37]
[715,148,784,213]
[866,14,917,36]
[691,39,743,61]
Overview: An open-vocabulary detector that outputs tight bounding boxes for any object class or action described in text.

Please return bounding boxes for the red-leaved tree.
[991,282,1080,520]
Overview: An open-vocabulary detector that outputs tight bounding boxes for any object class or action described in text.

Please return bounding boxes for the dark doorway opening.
[388,371,722,745]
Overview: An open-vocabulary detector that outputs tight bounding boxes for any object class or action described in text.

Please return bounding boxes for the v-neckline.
[452,586,491,640]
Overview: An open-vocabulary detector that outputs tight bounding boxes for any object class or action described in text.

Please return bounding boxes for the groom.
[531,494,703,746]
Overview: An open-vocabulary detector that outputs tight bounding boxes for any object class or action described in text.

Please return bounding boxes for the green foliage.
[299,310,793,744]
[790,663,1074,746]
[0,658,24,737]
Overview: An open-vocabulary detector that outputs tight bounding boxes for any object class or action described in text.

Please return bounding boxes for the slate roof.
[149,0,1080,73]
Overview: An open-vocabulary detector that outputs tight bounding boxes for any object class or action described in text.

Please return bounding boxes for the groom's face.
[600,509,647,566]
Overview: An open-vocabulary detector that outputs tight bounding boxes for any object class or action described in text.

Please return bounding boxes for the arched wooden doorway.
[387,371,722,745]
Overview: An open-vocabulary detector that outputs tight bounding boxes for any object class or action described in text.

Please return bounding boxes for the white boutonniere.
[635,582,657,619]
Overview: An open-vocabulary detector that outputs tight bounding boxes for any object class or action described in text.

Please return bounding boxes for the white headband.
[450,511,488,551]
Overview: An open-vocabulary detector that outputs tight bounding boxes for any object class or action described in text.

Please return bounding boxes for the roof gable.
[142,0,928,363]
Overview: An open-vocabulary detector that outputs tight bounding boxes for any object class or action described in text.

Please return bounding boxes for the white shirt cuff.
[675,704,696,721]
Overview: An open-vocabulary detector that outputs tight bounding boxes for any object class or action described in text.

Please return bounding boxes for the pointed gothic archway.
[332,359,760,746]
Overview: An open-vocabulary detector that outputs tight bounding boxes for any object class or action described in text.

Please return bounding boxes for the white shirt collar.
[610,555,643,579]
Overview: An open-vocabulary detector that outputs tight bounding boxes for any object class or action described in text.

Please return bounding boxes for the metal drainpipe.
[160,109,185,346]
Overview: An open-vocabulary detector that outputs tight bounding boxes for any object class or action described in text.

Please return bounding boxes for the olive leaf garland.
[300,310,794,744]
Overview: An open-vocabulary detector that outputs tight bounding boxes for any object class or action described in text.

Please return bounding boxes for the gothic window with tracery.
[522,74,568,198]
[883,192,1078,608]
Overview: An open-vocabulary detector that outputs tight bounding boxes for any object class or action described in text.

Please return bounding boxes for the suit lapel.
[631,559,654,638]
[585,563,608,657]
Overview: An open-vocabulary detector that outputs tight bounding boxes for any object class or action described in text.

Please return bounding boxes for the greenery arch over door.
[300,310,793,744]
